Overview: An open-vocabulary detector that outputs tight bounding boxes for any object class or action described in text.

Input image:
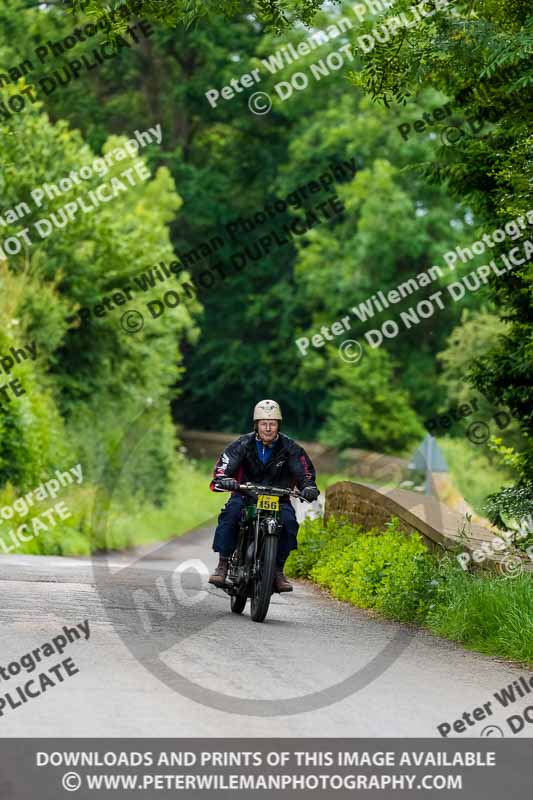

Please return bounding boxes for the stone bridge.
[181,430,531,574]
[325,481,532,574]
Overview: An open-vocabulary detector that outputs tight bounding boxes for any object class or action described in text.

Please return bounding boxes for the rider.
[208,399,319,592]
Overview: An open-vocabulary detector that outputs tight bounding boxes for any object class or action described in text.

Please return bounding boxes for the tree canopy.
[1,0,530,527]
[353,0,532,523]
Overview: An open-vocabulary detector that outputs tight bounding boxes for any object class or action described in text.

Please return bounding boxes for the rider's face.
[257,419,279,443]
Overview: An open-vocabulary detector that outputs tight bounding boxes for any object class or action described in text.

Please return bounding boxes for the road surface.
[0,524,530,738]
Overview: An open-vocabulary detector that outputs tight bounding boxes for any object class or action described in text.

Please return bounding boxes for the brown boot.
[273,568,293,593]
[209,556,229,586]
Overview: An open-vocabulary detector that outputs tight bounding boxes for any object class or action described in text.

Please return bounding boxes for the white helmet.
[253,399,282,421]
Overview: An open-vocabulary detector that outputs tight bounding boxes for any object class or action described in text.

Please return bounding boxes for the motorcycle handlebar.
[214,482,312,503]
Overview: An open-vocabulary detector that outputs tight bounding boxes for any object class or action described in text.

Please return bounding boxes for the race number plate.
[256,494,279,511]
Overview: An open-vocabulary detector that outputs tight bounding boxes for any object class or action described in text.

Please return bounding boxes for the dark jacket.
[209,432,318,498]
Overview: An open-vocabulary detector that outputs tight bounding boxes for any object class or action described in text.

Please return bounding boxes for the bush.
[288,516,440,622]
[1,108,201,547]
[0,304,71,491]
[285,515,342,578]
[288,514,533,664]
[0,482,93,556]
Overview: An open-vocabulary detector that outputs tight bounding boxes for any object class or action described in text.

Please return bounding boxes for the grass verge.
[286,515,533,665]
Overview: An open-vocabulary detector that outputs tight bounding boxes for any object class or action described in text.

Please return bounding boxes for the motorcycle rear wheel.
[250,534,277,623]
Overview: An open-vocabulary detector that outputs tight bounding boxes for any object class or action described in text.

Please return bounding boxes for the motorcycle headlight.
[267,518,278,534]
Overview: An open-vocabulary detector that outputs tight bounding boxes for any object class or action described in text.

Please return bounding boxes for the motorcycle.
[214,482,310,623]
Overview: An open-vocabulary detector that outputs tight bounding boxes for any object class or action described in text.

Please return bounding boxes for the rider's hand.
[301,486,319,502]
[218,477,239,491]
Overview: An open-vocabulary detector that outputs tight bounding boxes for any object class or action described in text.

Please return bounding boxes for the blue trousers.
[212,495,299,566]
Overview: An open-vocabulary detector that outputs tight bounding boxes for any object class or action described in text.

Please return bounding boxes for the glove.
[301,486,319,502]
[218,477,239,491]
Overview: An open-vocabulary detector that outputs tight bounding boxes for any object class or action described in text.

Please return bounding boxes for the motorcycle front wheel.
[250,534,277,623]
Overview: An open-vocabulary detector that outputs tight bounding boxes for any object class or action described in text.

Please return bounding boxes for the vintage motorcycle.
[214,481,310,623]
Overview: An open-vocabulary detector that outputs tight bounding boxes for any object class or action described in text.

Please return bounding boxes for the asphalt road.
[0,524,531,738]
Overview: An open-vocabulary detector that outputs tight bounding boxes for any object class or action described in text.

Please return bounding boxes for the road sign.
[409,434,448,495]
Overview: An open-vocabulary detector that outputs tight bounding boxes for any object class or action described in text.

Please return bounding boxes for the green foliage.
[280,513,343,577]
[352,0,533,522]
[285,95,466,421]
[2,0,529,542]
[105,454,226,549]
[426,566,533,664]
[471,340,533,527]
[0,481,93,556]
[0,269,71,489]
[437,308,508,408]
[0,454,223,556]
[67,0,330,33]
[0,89,201,505]
[433,311,527,516]
[318,347,424,454]
[88,449,226,552]
[435,309,525,450]
[437,436,513,516]
[2,0,487,444]
[289,513,533,663]
[287,515,439,622]
[483,474,533,534]
[313,519,438,622]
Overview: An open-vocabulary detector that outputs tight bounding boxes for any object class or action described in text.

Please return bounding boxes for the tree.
[352,0,533,523]
[437,308,509,409]
[319,347,424,454]
[435,308,524,455]
[4,0,520,466]
[1,98,199,499]
[64,0,331,32]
